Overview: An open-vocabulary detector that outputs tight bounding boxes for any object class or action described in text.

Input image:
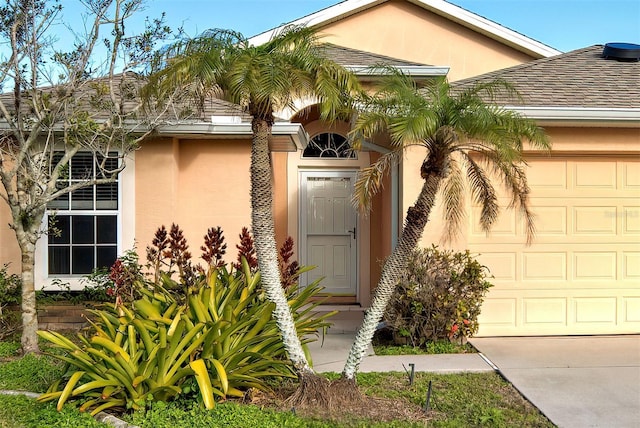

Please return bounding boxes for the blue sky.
[136,0,640,52]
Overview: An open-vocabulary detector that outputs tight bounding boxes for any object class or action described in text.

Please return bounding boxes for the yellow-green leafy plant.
[37,225,334,414]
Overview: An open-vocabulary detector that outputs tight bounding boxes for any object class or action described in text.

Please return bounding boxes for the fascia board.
[0,121,309,150]
[346,65,450,77]
[249,0,382,45]
[413,0,561,58]
[156,122,309,150]
[507,106,640,126]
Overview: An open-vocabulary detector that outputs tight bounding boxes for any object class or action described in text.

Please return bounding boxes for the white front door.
[300,171,358,296]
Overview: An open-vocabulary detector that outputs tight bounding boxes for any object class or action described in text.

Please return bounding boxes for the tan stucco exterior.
[0,191,20,275]
[135,137,255,264]
[317,0,535,81]
[2,0,637,336]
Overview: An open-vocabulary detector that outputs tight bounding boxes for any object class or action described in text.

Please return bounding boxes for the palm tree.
[341,69,550,380]
[145,26,359,379]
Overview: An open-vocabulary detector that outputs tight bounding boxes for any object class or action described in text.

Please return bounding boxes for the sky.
[130,0,640,53]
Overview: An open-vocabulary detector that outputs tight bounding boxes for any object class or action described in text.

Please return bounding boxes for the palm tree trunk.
[250,117,312,376]
[342,172,442,380]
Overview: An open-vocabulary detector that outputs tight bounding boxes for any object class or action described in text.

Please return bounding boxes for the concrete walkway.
[307,332,640,428]
[307,333,492,374]
[471,335,640,428]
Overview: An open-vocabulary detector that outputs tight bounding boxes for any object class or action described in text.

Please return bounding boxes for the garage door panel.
[622,162,640,189]
[527,159,568,189]
[574,298,617,324]
[623,206,640,233]
[476,252,516,281]
[534,206,567,235]
[573,206,617,234]
[479,298,517,326]
[624,298,640,322]
[523,298,567,324]
[623,252,640,280]
[471,157,640,336]
[574,161,617,189]
[471,207,517,236]
[573,252,617,280]
[522,252,567,280]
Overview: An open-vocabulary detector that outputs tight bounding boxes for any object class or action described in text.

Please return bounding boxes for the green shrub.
[0,264,21,306]
[0,264,22,340]
[38,224,333,415]
[383,246,493,346]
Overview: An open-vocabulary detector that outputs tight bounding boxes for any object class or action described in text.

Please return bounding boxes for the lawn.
[0,337,555,427]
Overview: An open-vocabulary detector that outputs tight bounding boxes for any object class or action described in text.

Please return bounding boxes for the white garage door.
[470,156,640,336]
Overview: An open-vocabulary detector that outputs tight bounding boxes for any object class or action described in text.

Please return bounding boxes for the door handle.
[348,227,356,240]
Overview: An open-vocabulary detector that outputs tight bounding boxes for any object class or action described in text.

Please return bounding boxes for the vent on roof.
[602,42,640,61]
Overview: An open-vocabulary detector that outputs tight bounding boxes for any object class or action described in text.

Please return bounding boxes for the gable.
[251,0,560,82]
[319,1,539,81]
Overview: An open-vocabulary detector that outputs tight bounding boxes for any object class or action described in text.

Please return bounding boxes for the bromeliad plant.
[38,225,334,415]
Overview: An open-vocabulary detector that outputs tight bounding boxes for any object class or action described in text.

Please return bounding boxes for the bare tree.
[0,0,175,354]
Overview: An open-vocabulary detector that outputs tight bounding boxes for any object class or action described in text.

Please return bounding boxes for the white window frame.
[35,152,136,291]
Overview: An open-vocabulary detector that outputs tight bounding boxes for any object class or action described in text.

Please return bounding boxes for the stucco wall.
[135,137,254,264]
[0,190,20,275]
[318,0,534,81]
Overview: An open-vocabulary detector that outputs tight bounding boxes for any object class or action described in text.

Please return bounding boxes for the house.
[1,0,638,336]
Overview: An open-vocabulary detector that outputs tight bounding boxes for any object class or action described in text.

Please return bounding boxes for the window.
[302,132,356,159]
[46,152,119,275]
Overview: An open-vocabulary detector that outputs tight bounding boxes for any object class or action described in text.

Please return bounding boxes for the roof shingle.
[454,45,640,109]
[322,43,430,67]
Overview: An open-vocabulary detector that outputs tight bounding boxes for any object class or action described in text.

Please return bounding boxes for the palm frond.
[439,156,466,244]
[475,150,537,244]
[461,152,499,233]
[353,150,402,213]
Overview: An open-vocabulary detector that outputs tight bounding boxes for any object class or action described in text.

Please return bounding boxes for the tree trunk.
[250,118,313,376]
[19,238,39,354]
[342,172,442,380]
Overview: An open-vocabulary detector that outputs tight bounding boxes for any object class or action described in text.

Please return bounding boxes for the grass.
[354,372,552,427]
[0,337,555,427]
[0,341,20,358]
[373,340,475,355]
[0,394,109,428]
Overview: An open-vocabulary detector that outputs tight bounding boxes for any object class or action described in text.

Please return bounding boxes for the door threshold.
[316,304,364,312]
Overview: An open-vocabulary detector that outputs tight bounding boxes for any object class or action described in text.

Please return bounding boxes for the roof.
[323,43,449,78]
[0,73,305,151]
[324,43,428,67]
[249,0,561,58]
[455,45,640,108]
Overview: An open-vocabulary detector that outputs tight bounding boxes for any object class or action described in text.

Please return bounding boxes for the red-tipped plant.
[279,237,300,290]
[201,226,227,269]
[235,227,258,271]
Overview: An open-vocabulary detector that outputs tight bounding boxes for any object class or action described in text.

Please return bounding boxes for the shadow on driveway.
[470,335,640,428]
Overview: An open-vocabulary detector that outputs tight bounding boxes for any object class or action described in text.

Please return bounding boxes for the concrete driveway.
[470,335,640,428]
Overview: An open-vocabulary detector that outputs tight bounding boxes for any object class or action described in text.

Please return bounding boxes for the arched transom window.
[302,132,356,159]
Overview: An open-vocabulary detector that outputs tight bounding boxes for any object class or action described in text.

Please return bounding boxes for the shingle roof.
[453,45,640,109]
[0,72,251,123]
[323,43,429,67]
